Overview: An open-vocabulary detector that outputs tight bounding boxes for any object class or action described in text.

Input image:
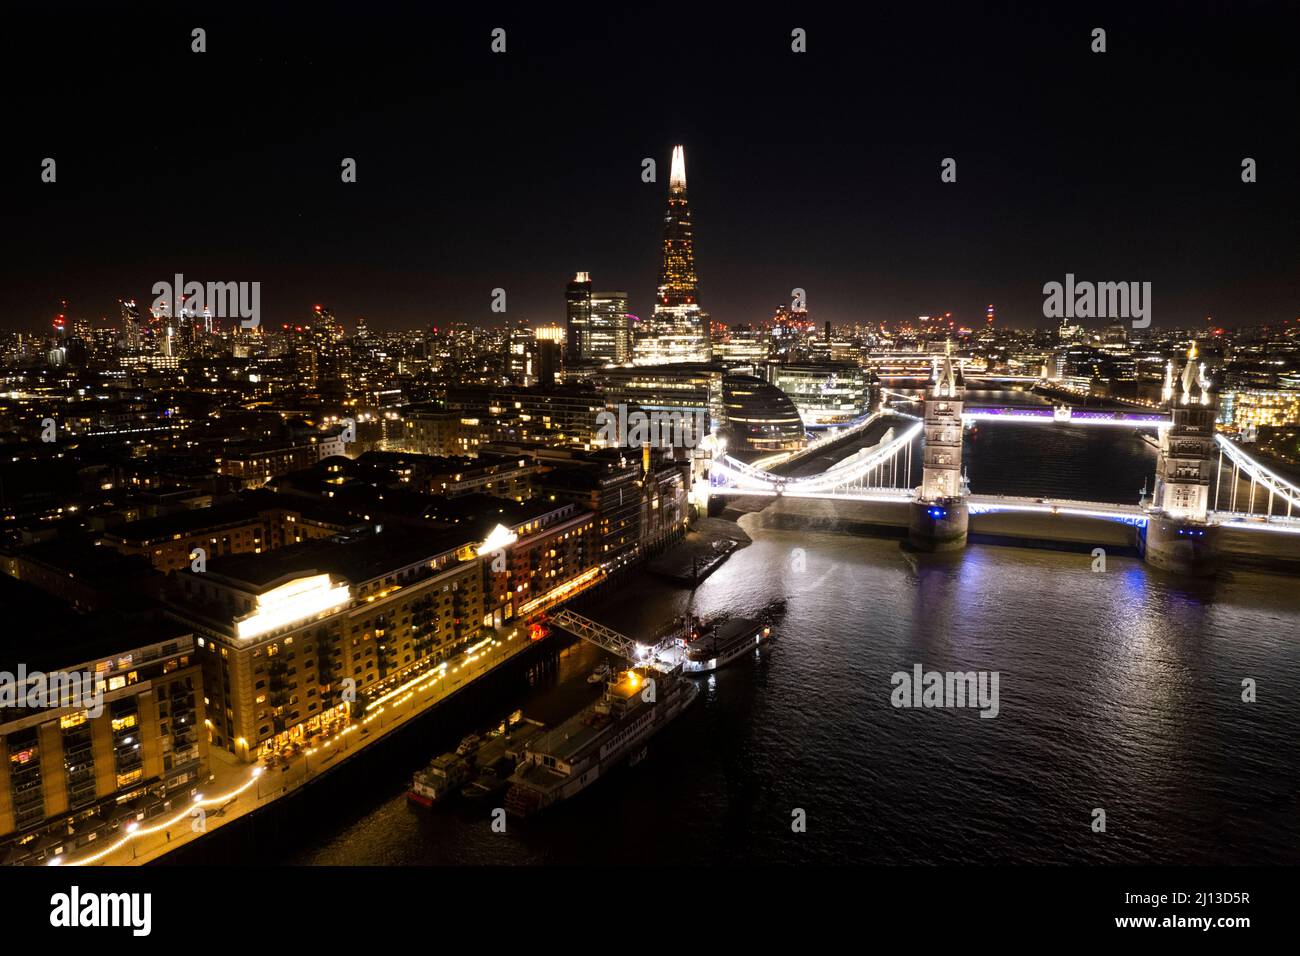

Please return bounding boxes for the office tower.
[588,289,630,365]
[565,272,592,362]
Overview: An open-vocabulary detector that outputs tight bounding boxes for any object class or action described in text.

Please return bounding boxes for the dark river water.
[275,390,1300,865]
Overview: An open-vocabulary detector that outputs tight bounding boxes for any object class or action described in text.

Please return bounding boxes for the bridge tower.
[909,341,969,551]
[1143,344,1220,574]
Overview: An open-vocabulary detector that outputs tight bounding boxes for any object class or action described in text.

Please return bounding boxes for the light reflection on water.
[290,510,1300,865]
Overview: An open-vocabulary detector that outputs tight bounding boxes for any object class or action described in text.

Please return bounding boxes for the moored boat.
[407,752,471,806]
[681,617,772,674]
[409,713,544,806]
[504,664,698,817]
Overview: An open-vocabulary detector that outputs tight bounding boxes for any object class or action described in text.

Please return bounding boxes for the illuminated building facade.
[479,502,597,623]
[720,374,806,453]
[173,531,485,762]
[447,385,606,449]
[588,289,631,365]
[713,327,771,368]
[402,408,487,457]
[565,272,592,362]
[527,326,564,387]
[538,461,643,572]
[597,364,725,430]
[770,362,869,426]
[1220,388,1300,429]
[635,146,711,365]
[0,577,207,857]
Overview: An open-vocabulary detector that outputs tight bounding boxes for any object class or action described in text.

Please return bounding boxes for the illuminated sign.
[476,523,518,556]
[235,574,351,641]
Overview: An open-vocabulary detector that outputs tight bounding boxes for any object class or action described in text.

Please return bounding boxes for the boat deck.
[474,720,545,768]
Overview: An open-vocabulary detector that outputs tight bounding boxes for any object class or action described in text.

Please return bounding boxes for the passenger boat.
[681,617,772,674]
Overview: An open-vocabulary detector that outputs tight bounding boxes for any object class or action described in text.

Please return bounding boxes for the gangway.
[548,608,691,670]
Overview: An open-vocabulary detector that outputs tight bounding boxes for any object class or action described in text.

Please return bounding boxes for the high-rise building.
[506,315,534,383]
[588,289,630,365]
[528,326,564,386]
[299,305,345,388]
[119,298,144,350]
[565,273,592,362]
[635,146,711,365]
[565,274,629,366]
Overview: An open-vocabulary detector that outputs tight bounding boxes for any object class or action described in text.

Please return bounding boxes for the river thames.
[257,397,1300,866]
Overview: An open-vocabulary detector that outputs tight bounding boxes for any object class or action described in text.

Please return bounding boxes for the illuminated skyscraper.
[528,326,564,386]
[566,273,630,366]
[119,298,143,350]
[635,145,711,364]
[588,289,630,365]
[565,272,592,362]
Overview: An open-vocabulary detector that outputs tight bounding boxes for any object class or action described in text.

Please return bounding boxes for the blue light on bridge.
[1177,528,1207,537]
[927,507,948,519]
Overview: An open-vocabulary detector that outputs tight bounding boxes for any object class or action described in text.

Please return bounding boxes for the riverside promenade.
[56,623,543,867]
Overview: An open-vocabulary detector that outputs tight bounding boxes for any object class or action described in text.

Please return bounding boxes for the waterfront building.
[596,363,724,431]
[171,529,486,762]
[770,362,869,426]
[720,374,806,453]
[713,326,771,368]
[1219,388,1300,430]
[538,456,643,572]
[0,576,207,858]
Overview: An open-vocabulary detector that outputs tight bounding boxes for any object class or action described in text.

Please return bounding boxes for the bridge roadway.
[771,413,903,479]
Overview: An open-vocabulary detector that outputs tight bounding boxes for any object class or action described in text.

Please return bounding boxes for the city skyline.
[4,4,1296,334]
[2,2,1299,930]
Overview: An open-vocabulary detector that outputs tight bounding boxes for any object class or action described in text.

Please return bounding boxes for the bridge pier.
[908,498,969,552]
[1140,516,1220,576]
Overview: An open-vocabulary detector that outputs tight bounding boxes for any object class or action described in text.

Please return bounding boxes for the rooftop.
[194,526,474,594]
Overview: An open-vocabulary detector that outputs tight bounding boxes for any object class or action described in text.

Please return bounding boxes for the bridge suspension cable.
[1212,434,1300,518]
[712,421,921,496]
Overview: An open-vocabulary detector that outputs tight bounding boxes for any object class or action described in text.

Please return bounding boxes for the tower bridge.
[710,345,1300,574]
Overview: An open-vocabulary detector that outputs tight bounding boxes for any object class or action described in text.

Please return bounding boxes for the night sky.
[2,1,1296,332]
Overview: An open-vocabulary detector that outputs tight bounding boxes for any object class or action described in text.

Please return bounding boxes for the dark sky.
[2,1,1296,332]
